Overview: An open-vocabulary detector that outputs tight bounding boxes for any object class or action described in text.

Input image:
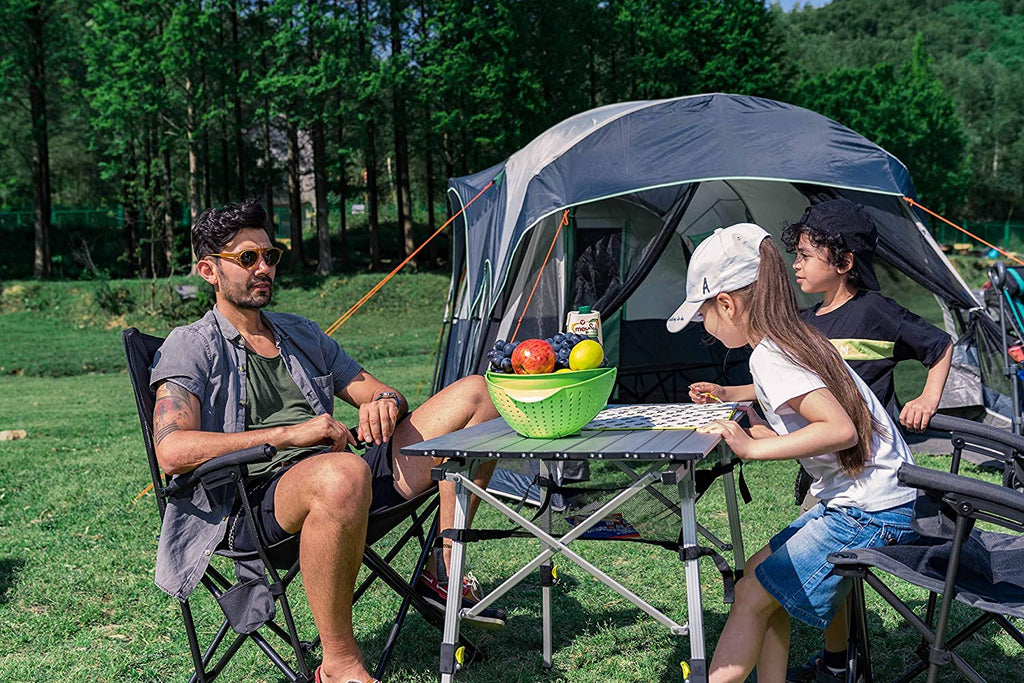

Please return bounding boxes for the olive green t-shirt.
[245,350,321,477]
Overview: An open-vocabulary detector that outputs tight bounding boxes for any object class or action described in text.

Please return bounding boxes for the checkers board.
[582,403,738,431]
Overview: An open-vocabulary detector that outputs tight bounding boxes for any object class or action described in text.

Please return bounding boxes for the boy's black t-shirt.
[800,290,952,413]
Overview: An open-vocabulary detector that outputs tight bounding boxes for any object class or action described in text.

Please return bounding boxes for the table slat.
[399,417,511,456]
[402,410,725,460]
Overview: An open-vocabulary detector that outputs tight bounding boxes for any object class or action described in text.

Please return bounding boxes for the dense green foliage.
[0,0,1021,279]
[779,0,1024,221]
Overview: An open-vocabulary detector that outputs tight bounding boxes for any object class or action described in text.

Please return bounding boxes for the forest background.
[1,0,1023,280]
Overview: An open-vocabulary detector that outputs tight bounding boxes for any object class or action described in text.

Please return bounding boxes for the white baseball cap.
[666,222,770,333]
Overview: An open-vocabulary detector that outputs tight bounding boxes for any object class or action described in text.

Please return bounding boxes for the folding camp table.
[401,413,747,683]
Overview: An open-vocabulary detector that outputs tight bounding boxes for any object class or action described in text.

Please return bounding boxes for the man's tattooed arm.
[153,381,200,446]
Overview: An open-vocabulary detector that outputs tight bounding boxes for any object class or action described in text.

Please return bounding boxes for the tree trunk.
[425,139,436,264]
[337,118,348,269]
[27,3,52,278]
[162,141,175,275]
[287,120,304,269]
[220,118,230,204]
[144,126,157,278]
[231,0,246,199]
[202,128,212,209]
[312,118,332,275]
[390,0,414,263]
[123,141,141,276]
[366,118,381,271]
[263,108,275,239]
[186,75,201,272]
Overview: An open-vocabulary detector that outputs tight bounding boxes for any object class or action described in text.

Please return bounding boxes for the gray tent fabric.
[436,93,1001,414]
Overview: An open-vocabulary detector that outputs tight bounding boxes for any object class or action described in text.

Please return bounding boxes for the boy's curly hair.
[780,221,865,289]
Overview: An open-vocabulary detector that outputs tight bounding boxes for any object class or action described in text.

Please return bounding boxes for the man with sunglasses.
[149,199,502,683]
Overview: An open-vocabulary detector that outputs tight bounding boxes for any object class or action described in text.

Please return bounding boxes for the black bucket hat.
[794,198,880,291]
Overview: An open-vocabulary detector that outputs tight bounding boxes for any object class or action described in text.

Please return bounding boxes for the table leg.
[678,462,707,682]
[718,443,746,578]
[440,473,471,683]
[540,461,553,670]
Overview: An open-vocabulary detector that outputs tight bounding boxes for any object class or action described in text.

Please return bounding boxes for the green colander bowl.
[485,367,617,438]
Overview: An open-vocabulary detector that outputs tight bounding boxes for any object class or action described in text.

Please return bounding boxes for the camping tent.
[434,93,1004,415]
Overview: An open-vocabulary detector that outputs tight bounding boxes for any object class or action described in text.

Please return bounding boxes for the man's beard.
[221,274,274,309]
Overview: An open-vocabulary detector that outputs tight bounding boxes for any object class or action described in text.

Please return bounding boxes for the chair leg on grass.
[844,570,873,683]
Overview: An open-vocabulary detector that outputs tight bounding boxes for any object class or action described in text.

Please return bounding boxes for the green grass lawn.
[0,273,1020,682]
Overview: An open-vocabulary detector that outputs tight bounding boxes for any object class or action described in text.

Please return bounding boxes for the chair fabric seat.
[831,527,1024,619]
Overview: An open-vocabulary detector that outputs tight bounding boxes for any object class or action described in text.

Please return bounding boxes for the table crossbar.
[441,468,690,634]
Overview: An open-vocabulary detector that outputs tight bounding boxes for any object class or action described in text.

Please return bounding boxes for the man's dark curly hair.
[780,220,865,289]
[191,199,270,260]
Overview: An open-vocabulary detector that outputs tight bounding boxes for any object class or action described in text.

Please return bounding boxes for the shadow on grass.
[353,576,677,682]
[0,557,25,605]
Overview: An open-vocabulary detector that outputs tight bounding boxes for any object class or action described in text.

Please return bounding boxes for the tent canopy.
[438,93,996,411]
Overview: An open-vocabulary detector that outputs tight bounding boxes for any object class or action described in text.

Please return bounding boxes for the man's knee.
[310,453,373,515]
[450,375,496,413]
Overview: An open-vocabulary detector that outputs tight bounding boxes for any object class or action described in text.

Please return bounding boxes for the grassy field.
[0,272,1020,682]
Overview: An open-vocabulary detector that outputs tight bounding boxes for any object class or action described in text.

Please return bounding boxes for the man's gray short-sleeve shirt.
[149,306,361,600]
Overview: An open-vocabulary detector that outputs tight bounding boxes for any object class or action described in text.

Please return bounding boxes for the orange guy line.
[904,197,1024,267]
[324,179,495,336]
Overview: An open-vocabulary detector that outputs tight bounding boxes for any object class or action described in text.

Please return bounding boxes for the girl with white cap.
[667,224,918,683]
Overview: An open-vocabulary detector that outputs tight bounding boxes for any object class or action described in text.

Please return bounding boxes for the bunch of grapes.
[545,333,586,370]
[486,339,519,373]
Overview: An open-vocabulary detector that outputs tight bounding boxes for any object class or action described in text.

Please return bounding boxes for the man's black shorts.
[224,439,408,553]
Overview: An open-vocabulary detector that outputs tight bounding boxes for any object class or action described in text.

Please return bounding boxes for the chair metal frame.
[832,416,1024,683]
[123,327,477,682]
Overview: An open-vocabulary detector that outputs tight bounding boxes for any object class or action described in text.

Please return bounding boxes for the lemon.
[568,339,604,370]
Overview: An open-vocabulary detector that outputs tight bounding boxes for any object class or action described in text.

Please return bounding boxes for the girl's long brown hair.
[735,239,883,473]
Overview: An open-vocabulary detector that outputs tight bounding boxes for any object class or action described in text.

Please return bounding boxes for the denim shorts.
[755,501,917,629]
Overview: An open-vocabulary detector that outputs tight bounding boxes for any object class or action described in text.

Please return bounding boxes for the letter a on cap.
[702,277,710,295]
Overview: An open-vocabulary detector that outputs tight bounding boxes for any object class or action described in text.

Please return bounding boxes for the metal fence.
[0,206,303,239]
[929,220,1024,253]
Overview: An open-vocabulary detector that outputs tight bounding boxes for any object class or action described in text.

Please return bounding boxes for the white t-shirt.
[749,339,917,512]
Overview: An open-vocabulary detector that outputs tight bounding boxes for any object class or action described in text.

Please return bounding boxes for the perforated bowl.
[485,367,617,438]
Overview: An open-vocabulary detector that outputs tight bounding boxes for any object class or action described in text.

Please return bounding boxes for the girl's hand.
[689,382,725,404]
[734,403,769,428]
[697,419,758,459]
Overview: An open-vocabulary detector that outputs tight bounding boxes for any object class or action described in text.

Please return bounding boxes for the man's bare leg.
[274,451,373,683]
[389,375,500,574]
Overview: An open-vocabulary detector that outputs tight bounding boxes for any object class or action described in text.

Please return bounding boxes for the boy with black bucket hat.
[689,197,953,682]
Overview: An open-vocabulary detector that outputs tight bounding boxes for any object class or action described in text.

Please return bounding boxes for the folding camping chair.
[987,261,1024,434]
[829,417,1024,683]
[123,327,478,682]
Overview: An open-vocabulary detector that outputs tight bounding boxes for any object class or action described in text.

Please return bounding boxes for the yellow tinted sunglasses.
[205,247,283,269]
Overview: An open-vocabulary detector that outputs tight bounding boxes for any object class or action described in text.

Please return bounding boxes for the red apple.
[511,338,556,374]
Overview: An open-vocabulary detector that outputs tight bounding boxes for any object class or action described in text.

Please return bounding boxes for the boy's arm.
[899,342,953,432]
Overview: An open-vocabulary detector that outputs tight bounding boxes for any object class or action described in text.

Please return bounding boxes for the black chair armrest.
[928,414,1024,456]
[898,463,1024,530]
[164,444,276,497]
